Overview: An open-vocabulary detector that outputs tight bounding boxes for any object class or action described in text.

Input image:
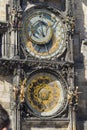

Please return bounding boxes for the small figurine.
[20,78,27,102]
[73,86,82,105]
[67,87,74,105]
[67,86,82,108]
[13,85,19,101]
[11,8,16,27]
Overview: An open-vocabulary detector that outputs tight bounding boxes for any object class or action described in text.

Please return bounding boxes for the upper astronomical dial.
[28,15,53,45]
[22,7,66,59]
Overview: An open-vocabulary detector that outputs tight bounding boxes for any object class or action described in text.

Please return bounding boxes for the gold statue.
[20,78,27,102]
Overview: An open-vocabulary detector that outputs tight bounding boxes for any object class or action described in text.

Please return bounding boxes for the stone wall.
[0,0,87,130]
[0,76,12,110]
[74,0,87,117]
[74,0,87,39]
[0,0,10,22]
[0,75,13,128]
[22,121,69,130]
[74,0,87,129]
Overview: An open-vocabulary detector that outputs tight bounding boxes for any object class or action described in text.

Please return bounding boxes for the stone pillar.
[66,0,74,15]
[10,30,15,58]
[66,0,69,15]
[1,33,7,58]
[10,79,16,130]
[14,30,18,56]
[72,109,77,130]
[5,31,9,58]
[17,108,20,130]
[4,32,6,57]
[68,106,73,130]
[70,38,74,62]
[1,32,10,58]
[9,28,18,58]
[1,33,5,57]
[11,69,21,130]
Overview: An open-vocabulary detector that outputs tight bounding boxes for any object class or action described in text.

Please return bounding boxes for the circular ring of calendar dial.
[25,69,68,118]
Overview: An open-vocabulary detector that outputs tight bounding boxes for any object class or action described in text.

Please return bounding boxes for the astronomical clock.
[13,1,77,129]
[0,0,77,130]
[21,6,66,59]
[12,0,76,130]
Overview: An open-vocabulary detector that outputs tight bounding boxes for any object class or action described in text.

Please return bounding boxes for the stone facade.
[0,0,87,130]
[0,0,9,22]
[74,0,87,129]
[0,76,11,110]
[0,76,13,129]
[74,0,87,39]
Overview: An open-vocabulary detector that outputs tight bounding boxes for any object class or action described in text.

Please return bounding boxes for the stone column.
[10,80,16,130]
[66,0,69,15]
[14,30,18,56]
[1,33,7,58]
[11,69,21,130]
[68,106,73,130]
[10,30,15,58]
[72,109,77,130]
[4,33,6,57]
[66,0,74,15]
[5,31,9,58]
[1,33,5,57]
[70,38,74,62]
[1,31,11,58]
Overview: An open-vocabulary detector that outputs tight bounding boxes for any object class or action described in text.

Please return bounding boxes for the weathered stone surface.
[30,128,68,130]
[77,121,87,130]
[74,2,87,130]
[22,124,68,130]
[0,0,87,130]
[0,76,12,111]
[74,0,87,38]
[0,102,10,109]
[0,0,9,22]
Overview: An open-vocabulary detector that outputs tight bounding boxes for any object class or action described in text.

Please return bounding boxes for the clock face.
[22,7,66,59]
[25,69,67,118]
